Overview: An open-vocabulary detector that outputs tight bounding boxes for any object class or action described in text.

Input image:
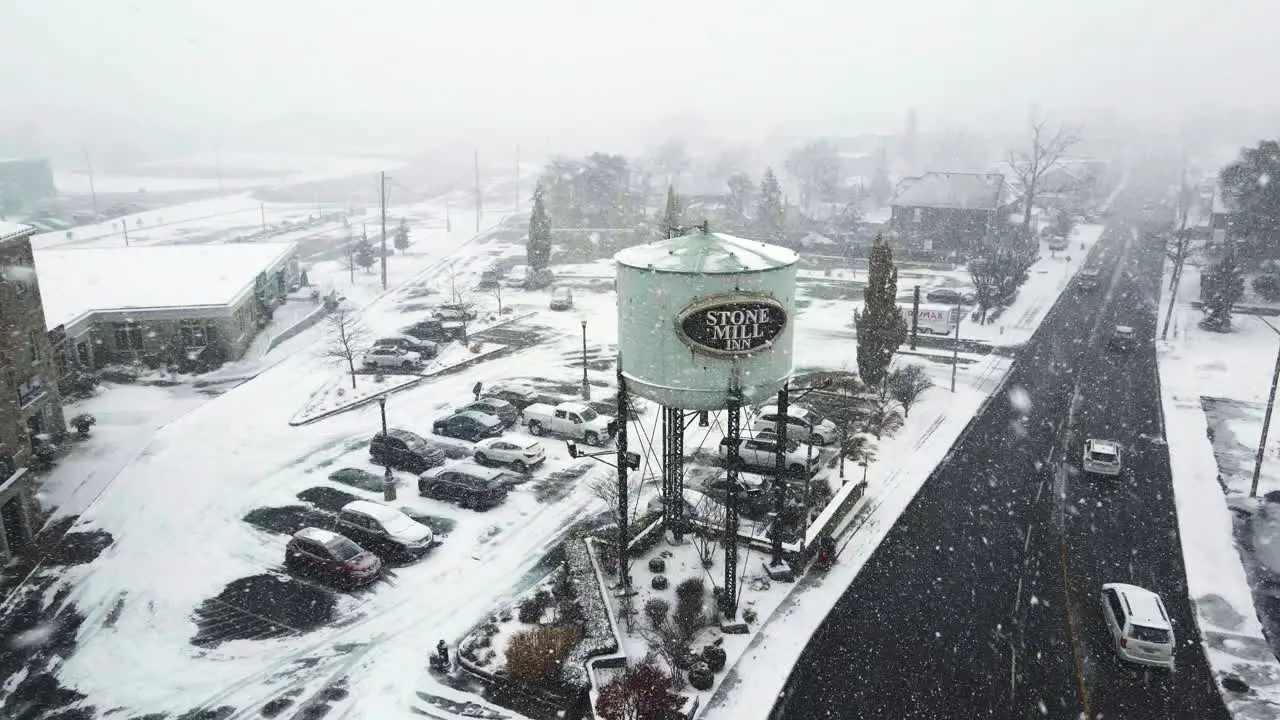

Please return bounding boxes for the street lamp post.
[378,396,396,501]
[581,320,591,401]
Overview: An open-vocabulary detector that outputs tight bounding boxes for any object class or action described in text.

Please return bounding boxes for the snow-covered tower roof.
[614,230,798,276]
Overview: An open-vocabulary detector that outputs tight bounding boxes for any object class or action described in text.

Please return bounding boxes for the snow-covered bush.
[702,643,727,673]
[505,624,581,690]
[644,598,670,628]
[687,661,714,691]
[674,578,707,638]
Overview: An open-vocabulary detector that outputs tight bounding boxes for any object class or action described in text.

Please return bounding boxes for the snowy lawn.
[1158,258,1280,716]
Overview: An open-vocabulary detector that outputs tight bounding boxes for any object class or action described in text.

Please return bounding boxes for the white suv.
[750,405,837,446]
[718,436,820,477]
[1100,583,1175,670]
[363,345,422,370]
[1082,439,1122,477]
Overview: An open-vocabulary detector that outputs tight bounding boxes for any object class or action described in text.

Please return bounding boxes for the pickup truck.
[521,401,615,446]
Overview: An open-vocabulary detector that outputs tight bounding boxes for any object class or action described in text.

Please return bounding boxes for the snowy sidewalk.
[1158,259,1280,717]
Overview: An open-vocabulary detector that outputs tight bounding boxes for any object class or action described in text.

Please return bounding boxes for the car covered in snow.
[457,397,520,428]
[370,429,447,473]
[374,334,439,359]
[1077,268,1103,290]
[284,527,382,589]
[362,345,422,370]
[1047,235,1070,252]
[749,404,837,446]
[433,303,478,322]
[433,410,504,442]
[504,264,530,288]
[473,437,546,472]
[334,500,434,560]
[549,287,574,311]
[1082,438,1122,477]
[522,401,615,446]
[482,383,540,410]
[418,462,512,510]
[718,435,820,476]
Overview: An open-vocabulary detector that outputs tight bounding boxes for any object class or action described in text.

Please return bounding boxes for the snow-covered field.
[1158,259,1280,717]
[6,216,1096,719]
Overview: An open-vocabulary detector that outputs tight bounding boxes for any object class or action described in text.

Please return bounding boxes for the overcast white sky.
[2,0,1277,153]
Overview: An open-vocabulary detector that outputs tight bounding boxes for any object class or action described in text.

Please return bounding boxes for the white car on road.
[473,437,546,473]
[363,346,422,370]
[1082,438,1122,477]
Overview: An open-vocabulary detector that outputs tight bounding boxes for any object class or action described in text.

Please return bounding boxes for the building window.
[178,320,208,348]
[76,342,91,367]
[113,322,146,351]
[27,329,40,363]
[17,376,46,409]
[913,208,922,224]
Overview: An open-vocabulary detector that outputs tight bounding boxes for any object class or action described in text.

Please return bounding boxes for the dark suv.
[370,429,447,473]
[1077,268,1102,290]
[1109,325,1138,352]
[418,462,511,510]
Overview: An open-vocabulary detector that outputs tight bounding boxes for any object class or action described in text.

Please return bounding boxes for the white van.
[1100,583,1175,670]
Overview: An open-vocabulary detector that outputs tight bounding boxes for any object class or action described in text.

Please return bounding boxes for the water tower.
[613,228,798,616]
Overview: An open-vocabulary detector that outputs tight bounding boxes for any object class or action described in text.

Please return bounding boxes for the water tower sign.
[675,294,788,357]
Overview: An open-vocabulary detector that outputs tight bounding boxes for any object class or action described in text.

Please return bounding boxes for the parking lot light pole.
[581,320,591,401]
[378,396,396,501]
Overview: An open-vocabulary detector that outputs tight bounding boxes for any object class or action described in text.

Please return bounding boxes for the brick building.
[0,221,64,563]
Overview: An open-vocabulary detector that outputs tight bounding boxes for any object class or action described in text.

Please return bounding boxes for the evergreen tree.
[756,168,785,241]
[393,218,410,252]
[660,185,683,238]
[528,181,553,270]
[354,239,374,272]
[1202,248,1245,331]
[857,234,908,387]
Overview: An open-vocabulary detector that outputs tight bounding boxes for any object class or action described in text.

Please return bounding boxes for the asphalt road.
[773,199,1230,719]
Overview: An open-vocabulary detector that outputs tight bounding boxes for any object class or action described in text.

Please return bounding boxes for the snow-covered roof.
[890,172,1006,210]
[0,221,34,243]
[614,231,797,275]
[34,242,297,330]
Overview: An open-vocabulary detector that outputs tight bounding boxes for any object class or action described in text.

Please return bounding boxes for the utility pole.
[260,202,267,231]
[515,143,521,211]
[122,219,130,247]
[379,171,388,290]
[1161,152,1193,340]
[951,298,962,392]
[474,149,482,232]
[83,147,98,215]
[1253,324,1280,497]
[910,285,921,350]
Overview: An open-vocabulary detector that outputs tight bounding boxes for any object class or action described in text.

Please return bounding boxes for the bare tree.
[589,472,645,530]
[887,364,933,418]
[862,397,904,440]
[491,282,504,315]
[1009,118,1081,234]
[689,491,725,569]
[323,308,369,389]
[836,433,872,484]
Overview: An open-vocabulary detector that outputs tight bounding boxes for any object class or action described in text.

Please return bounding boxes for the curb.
[288,344,513,427]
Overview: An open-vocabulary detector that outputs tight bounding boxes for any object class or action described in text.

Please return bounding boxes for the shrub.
[594,657,682,720]
[687,661,714,691]
[518,589,553,624]
[648,557,666,573]
[674,577,707,638]
[743,607,758,624]
[651,575,669,591]
[560,539,621,690]
[644,598,670,628]
[1255,274,1280,301]
[504,624,582,690]
[703,644,727,673]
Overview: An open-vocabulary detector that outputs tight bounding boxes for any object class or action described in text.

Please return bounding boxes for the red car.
[285,527,382,589]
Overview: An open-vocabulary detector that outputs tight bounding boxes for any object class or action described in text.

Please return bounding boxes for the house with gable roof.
[888,172,1017,260]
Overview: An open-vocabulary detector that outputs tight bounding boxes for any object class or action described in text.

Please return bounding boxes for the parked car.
[1109,325,1137,352]
[522,401,615,446]
[473,437,546,472]
[691,473,770,514]
[375,334,439,359]
[718,436,820,476]
[404,317,465,341]
[505,264,530,288]
[925,288,972,305]
[434,303,478,322]
[1077,268,1102,290]
[1100,583,1175,669]
[334,500,434,560]
[1082,438,1122,477]
[749,405,837,446]
[370,429,447,473]
[483,383,540,410]
[550,287,574,311]
[284,527,382,589]
[433,410,504,442]
[418,462,511,510]
[458,397,520,427]
[327,467,384,490]
[363,346,422,370]
[478,267,504,289]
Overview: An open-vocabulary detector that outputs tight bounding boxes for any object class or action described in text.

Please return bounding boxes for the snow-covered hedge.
[559,538,620,690]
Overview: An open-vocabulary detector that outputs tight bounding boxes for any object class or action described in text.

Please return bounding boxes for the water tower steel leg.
[770,384,789,566]
[723,398,741,619]
[661,407,672,526]
[671,407,685,543]
[616,369,630,593]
